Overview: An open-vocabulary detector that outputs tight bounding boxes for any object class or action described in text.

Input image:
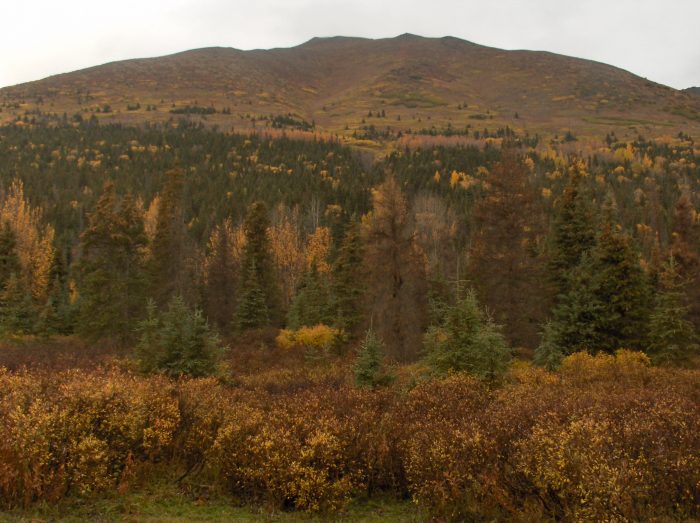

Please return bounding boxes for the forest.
[0,118,699,521]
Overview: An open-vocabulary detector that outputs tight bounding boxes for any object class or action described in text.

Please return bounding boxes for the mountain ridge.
[2,34,698,142]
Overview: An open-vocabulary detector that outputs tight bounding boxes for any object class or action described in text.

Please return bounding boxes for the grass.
[581,115,674,127]
[0,479,421,523]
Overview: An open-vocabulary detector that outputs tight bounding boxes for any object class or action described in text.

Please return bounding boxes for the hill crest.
[1,34,698,142]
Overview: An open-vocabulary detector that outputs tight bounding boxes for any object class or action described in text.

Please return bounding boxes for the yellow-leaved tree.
[0,179,55,301]
[305,226,332,274]
[268,206,305,309]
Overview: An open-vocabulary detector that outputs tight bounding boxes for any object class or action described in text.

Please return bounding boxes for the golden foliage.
[0,179,55,300]
[305,226,332,273]
[0,368,179,507]
[142,195,160,244]
[268,210,304,308]
[1,350,698,519]
[276,324,343,352]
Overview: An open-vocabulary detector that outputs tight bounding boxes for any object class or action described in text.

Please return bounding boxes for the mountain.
[2,34,699,142]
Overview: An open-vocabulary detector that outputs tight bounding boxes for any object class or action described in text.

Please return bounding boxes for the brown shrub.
[0,368,179,507]
[0,350,698,519]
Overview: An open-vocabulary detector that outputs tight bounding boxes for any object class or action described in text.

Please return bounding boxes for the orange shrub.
[0,369,179,507]
[275,325,344,362]
[1,350,698,519]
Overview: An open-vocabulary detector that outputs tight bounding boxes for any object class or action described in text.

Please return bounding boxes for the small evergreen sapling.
[423,289,511,380]
[136,296,227,377]
[534,321,564,370]
[0,273,36,335]
[354,327,392,388]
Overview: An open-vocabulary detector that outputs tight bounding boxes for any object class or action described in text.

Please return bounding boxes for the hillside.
[1,34,699,142]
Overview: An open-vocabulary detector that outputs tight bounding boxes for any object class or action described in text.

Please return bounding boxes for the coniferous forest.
[0,117,699,521]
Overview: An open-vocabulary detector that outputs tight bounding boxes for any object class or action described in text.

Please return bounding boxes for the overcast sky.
[2,0,699,90]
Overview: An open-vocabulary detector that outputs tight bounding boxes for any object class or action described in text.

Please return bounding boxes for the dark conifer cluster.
[0,120,698,376]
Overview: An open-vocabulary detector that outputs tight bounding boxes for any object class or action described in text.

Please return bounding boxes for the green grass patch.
[581,115,674,127]
[0,480,420,523]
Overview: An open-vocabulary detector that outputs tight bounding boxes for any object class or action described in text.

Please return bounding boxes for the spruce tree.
[354,327,391,388]
[287,261,333,329]
[648,258,698,365]
[0,273,36,335]
[235,259,270,331]
[669,194,700,329]
[544,200,651,355]
[38,249,75,336]
[548,166,597,296]
[0,222,21,288]
[544,253,602,354]
[238,201,280,325]
[203,219,238,332]
[534,321,565,370]
[587,212,651,352]
[136,296,226,377]
[330,220,364,333]
[37,276,75,336]
[78,183,147,342]
[423,289,511,380]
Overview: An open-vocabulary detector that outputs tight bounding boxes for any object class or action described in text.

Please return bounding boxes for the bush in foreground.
[0,350,698,520]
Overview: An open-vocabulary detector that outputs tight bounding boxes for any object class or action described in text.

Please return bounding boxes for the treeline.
[0,121,698,370]
[0,120,376,248]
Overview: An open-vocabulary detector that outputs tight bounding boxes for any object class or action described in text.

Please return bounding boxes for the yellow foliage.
[523,157,535,173]
[0,179,55,300]
[268,211,305,308]
[305,226,331,273]
[276,324,343,351]
[476,166,489,177]
[1,349,697,518]
[134,196,156,249]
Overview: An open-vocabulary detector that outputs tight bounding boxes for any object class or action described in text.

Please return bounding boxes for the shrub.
[0,369,179,508]
[206,387,371,512]
[276,324,343,363]
[1,350,698,520]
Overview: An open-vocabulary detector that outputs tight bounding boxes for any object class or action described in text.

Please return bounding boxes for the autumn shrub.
[276,324,344,363]
[205,386,378,512]
[0,368,179,508]
[235,363,347,394]
[399,354,700,521]
[1,349,698,520]
[398,374,503,520]
[514,388,700,521]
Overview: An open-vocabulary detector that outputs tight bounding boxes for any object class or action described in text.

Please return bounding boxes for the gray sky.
[2,0,699,90]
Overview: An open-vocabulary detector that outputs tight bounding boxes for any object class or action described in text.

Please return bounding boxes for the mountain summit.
[2,35,698,140]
